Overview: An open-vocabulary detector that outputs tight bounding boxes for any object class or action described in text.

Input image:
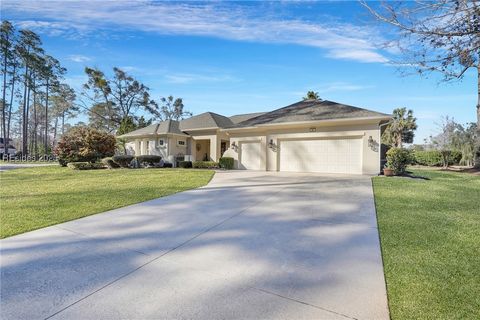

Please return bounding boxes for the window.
[158,139,164,146]
[146,141,150,155]
[177,140,186,147]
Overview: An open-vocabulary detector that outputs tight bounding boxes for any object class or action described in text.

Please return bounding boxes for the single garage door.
[279,138,362,174]
[239,141,262,170]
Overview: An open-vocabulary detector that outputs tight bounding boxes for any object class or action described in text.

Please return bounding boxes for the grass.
[0,166,214,238]
[372,168,480,320]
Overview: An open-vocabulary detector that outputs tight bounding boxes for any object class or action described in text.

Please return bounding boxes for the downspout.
[378,121,392,175]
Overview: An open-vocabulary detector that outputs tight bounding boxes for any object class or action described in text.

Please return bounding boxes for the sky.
[2,0,477,144]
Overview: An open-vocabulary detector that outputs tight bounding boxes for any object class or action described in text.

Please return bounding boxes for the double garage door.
[239,138,363,174]
[279,138,362,174]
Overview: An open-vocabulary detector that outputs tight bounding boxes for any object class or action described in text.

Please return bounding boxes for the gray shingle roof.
[117,120,186,138]
[229,112,266,124]
[179,112,234,130]
[234,99,391,127]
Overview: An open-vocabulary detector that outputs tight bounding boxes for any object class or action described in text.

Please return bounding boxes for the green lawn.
[372,169,480,320]
[0,166,214,238]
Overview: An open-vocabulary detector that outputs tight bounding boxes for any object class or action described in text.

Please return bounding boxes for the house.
[118,99,391,174]
[0,138,17,158]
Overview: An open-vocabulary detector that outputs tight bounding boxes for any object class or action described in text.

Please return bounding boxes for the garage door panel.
[239,142,262,170]
[279,138,362,174]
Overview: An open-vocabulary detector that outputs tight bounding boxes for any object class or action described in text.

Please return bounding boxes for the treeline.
[1,21,77,156]
[1,20,191,157]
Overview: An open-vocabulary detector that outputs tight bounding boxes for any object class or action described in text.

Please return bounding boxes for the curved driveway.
[1,171,389,319]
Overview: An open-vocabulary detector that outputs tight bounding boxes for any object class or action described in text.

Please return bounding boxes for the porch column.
[135,139,141,155]
[209,136,217,161]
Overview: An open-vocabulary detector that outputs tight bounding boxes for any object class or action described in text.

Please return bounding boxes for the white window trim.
[177,140,186,147]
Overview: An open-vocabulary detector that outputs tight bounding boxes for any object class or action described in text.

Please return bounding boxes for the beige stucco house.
[118,99,391,174]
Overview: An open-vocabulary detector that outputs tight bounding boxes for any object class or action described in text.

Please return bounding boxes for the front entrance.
[194,140,211,161]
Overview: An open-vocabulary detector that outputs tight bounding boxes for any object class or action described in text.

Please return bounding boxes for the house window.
[177,140,186,147]
[158,139,164,146]
[146,141,150,155]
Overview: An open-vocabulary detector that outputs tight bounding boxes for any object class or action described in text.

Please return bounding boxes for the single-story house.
[118,99,391,174]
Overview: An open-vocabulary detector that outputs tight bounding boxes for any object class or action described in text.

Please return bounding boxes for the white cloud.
[67,54,91,63]
[164,73,237,84]
[4,0,388,63]
[317,81,375,93]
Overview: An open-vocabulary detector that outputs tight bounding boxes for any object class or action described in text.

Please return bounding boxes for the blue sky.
[2,0,477,143]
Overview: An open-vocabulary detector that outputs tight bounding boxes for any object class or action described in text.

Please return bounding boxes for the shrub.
[112,155,134,168]
[136,155,162,167]
[450,150,462,165]
[58,158,68,167]
[162,162,173,168]
[386,147,412,175]
[413,150,443,166]
[219,157,234,170]
[101,157,120,169]
[193,161,218,169]
[67,162,105,170]
[414,150,462,166]
[178,161,192,168]
[55,126,116,164]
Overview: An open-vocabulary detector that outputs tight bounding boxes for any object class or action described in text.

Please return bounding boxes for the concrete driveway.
[0,171,389,320]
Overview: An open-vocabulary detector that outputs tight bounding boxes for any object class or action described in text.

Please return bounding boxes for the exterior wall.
[224,122,382,175]
[125,142,136,155]
[168,136,189,160]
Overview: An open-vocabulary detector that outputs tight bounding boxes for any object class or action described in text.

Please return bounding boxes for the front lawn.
[0,166,214,238]
[373,169,480,319]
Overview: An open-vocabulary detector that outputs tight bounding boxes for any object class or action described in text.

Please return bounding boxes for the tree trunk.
[44,79,49,155]
[21,66,29,155]
[1,32,8,144]
[53,116,58,146]
[25,85,31,156]
[33,79,37,156]
[6,64,16,144]
[62,111,65,135]
[475,65,480,168]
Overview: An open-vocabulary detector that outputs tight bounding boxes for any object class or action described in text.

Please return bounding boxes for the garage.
[279,137,362,174]
[239,141,262,170]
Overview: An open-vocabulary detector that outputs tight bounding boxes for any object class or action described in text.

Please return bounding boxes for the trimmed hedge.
[178,161,192,168]
[112,155,134,168]
[101,157,120,169]
[414,150,462,166]
[193,161,218,169]
[219,157,234,170]
[136,155,162,166]
[162,162,173,168]
[67,162,105,170]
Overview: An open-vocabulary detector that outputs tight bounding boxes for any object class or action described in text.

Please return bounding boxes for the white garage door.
[239,141,262,170]
[279,138,362,174]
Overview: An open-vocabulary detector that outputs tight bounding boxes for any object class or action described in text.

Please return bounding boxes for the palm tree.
[303,91,320,100]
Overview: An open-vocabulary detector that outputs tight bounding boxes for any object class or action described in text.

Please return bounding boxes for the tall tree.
[303,91,320,100]
[82,67,159,129]
[431,116,459,168]
[382,107,417,147]
[39,55,65,154]
[51,83,77,143]
[1,21,15,143]
[88,103,120,133]
[158,95,191,121]
[17,29,43,155]
[361,0,480,167]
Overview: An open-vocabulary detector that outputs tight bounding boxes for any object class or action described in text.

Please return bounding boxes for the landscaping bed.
[373,168,480,319]
[0,166,214,238]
